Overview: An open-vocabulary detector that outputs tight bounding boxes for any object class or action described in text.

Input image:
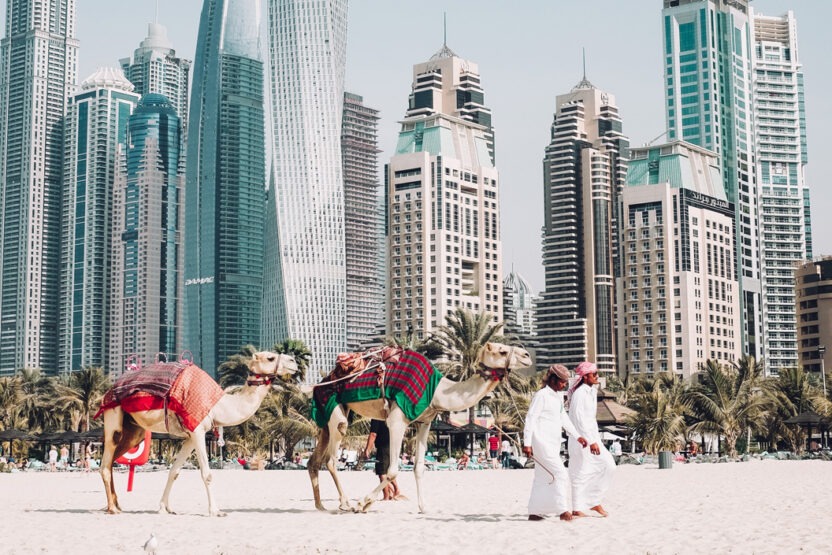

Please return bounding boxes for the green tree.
[627,377,687,454]
[684,359,766,457]
[762,366,820,453]
[0,377,22,430]
[54,367,110,432]
[16,368,58,432]
[217,345,258,388]
[271,338,311,384]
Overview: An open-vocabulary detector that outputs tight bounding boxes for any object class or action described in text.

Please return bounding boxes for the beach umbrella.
[596,389,635,427]
[456,422,491,456]
[0,430,35,459]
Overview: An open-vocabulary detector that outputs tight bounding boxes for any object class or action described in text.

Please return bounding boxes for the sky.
[4,0,830,293]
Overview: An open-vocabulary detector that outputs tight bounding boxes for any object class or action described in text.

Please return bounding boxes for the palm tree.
[627,378,687,454]
[16,368,58,432]
[0,376,22,430]
[264,384,319,459]
[763,366,820,453]
[272,339,311,383]
[384,332,444,360]
[54,367,110,433]
[684,359,766,457]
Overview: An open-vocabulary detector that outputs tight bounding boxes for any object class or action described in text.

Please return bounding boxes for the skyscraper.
[621,141,741,377]
[121,22,191,125]
[185,0,266,375]
[405,42,495,164]
[109,94,184,376]
[751,10,811,373]
[662,0,762,361]
[386,46,503,341]
[795,257,832,377]
[342,92,384,351]
[0,0,79,376]
[59,68,140,374]
[503,270,537,342]
[263,0,348,382]
[537,77,629,374]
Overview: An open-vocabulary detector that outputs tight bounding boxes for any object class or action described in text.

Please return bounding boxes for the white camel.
[308,342,532,513]
[99,352,299,516]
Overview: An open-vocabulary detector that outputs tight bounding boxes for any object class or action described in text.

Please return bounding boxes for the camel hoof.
[355,497,374,513]
[211,511,227,518]
[107,506,121,515]
[158,504,175,515]
[338,502,352,512]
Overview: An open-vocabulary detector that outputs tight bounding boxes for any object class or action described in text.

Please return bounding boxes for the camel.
[99,352,299,516]
[308,342,532,513]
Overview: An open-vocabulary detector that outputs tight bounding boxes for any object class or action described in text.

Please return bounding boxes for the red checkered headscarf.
[568,361,597,400]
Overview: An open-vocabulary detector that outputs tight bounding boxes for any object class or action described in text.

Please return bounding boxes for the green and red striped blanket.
[310,350,443,428]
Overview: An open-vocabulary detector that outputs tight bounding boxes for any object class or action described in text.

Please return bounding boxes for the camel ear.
[486,343,493,352]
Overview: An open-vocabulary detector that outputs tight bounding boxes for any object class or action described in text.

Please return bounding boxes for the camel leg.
[325,406,351,511]
[109,418,146,511]
[158,436,196,515]
[356,407,408,513]
[100,408,123,514]
[308,428,330,511]
[192,429,224,517]
[412,421,431,513]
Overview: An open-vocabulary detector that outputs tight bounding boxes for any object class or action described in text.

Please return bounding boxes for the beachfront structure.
[751,10,811,373]
[386,109,502,339]
[503,270,537,339]
[184,0,266,375]
[59,69,140,375]
[121,22,191,126]
[262,0,348,383]
[0,0,79,376]
[342,92,384,350]
[662,0,762,362]
[795,257,832,377]
[405,41,495,164]
[536,77,629,374]
[621,142,741,378]
[109,94,184,377]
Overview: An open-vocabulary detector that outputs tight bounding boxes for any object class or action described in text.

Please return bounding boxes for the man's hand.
[577,437,588,448]
[522,446,533,457]
[590,443,600,455]
[362,448,371,460]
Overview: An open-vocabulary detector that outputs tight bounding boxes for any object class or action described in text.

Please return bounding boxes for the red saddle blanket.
[96,364,225,432]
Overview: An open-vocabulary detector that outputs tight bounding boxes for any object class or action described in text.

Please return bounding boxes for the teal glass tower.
[184,0,265,375]
[109,94,183,376]
[662,0,762,361]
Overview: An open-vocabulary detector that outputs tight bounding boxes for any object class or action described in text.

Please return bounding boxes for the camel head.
[248,352,299,384]
[475,342,532,381]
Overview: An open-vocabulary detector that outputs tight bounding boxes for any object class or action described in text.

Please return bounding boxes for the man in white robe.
[523,364,587,521]
[567,361,616,517]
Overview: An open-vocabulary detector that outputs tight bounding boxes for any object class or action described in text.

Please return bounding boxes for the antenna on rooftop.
[155,0,159,24]
[443,12,447,47]
[582,47,587,81]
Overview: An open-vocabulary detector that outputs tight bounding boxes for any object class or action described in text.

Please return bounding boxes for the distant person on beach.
[524,364,588,522]
[364,420,403,501]
[567,362,615,518]
[489,434,500,461]
[48,447,58,472]
[59,445,69,469]
[501,437,511,469]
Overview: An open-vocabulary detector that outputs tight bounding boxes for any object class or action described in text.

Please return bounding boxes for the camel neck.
[212,384,269,426]
[430,374,498,413]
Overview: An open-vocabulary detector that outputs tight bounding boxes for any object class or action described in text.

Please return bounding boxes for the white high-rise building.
[0,0,79,376]
[385,45,502,341]
[121,22,191,126]
[59,68,140,374]
[263,0,348,383]
[662,0,762,361]
[751,10,811,373]
[621,141,741,378]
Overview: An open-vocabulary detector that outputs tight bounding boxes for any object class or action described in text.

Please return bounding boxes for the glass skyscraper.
[342,92,384,351]
[185,0,266,376]
[751,10,811,373]
[109,94,184,376]
[662,0,762,360]
[59,68,139,374]
[537,78,629,374]
[0,0,78,376]
[263,0,349,382]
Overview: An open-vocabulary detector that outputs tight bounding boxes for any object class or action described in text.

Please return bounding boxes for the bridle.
[246,373,274,387]
[476,345,515,382]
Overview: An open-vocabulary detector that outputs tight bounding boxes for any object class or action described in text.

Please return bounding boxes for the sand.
[0,460,830,554]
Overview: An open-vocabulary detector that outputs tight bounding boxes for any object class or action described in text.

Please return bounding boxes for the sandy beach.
[1,460,830,554]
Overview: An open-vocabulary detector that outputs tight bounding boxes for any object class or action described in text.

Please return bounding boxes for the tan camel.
[99,352,299,516]
[308,342,532,513]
